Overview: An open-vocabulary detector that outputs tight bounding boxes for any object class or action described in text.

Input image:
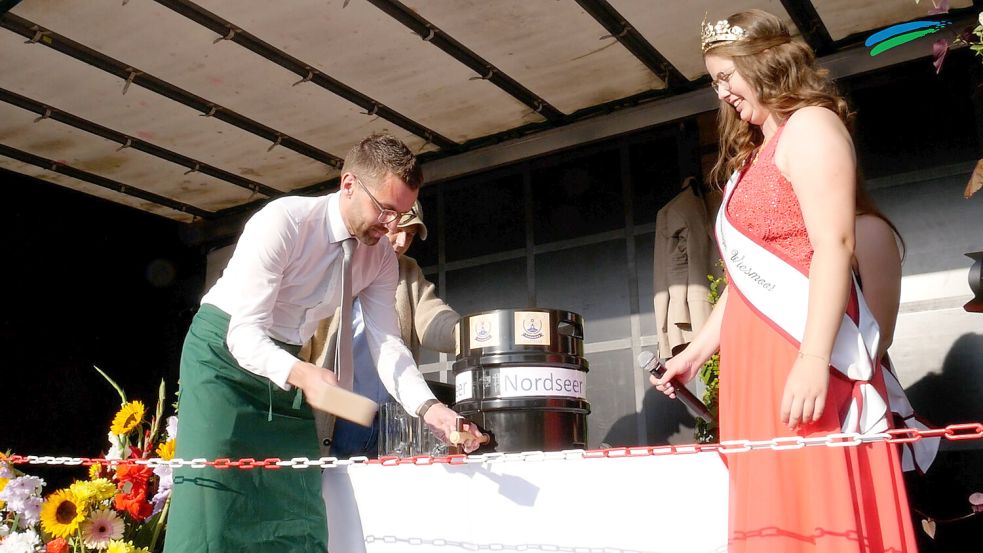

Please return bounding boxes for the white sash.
[882,356,939,472]
[715,171,889,434]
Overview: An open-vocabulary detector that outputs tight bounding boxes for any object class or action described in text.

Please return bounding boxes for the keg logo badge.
[521,318,544,340]
[469,314,500,349]
[514,311,550,346]
[474,321,493,342]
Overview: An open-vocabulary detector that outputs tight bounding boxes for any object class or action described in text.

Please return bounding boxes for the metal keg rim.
[452,352,589,372]
[461,307,584,322]
[454,397,591,413]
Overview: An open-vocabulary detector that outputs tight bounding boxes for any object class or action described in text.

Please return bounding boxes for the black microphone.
[638,350,712,422]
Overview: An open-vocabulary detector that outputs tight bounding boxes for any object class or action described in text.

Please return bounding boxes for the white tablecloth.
[323,451,729,553]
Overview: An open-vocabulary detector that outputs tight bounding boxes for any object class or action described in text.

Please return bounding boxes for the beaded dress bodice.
[725,125,813,268]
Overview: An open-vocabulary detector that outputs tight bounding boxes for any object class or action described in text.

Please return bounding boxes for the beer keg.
[452,308,590,453]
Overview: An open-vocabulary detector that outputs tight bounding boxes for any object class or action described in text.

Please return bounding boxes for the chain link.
[5,422,979,471]
[364,535,665,552]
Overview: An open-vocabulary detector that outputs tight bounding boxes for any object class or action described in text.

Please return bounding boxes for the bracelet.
[416,398,442,418]
[797,351,830,365]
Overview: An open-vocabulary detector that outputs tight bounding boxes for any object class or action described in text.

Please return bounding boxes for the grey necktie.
[335,238,356,390]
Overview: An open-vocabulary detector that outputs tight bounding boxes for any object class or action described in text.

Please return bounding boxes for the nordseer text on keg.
[497,367,587,399]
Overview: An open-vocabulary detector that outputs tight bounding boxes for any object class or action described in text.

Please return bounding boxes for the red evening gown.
[718,123,918,552]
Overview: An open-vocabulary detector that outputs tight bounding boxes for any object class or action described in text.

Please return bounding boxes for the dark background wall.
[2,169,204,489]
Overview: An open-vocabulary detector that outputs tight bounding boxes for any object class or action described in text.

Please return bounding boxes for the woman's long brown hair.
[707,10,853,185]
[856,183,906,259]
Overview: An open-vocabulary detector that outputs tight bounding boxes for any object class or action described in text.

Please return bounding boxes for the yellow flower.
[156,438,176,461]
[40,488,88,538]
[0,476,7,509]
[70,478,116,505]
[106,539,134,553]
[110,401,146,435]
[89,463,103,480]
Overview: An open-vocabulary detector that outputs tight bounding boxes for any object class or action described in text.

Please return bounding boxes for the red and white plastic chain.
[4,422,980,470]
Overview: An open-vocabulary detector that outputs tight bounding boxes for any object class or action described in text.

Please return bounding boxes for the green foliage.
[695,269,727,443]
[960,16,983,58]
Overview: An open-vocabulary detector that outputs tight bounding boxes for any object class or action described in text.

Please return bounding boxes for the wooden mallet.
[306,380,378,427]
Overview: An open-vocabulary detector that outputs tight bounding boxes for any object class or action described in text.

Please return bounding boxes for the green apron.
[163,304,328,553]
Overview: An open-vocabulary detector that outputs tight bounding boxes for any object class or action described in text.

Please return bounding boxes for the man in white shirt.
[164,134,479,553]
[303,201,461,459]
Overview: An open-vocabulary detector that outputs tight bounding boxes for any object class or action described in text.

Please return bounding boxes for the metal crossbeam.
[0,87,284,198]
[0,12,345,168]
[574,0,688,90]
[0,143,215,218]
[155,0,457,150]
[780,0,834,55]
[365,0,565,121]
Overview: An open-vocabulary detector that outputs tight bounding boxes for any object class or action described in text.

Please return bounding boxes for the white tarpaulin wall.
[323,453,729,553]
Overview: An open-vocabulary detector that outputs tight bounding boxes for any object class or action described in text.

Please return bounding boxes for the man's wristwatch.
[416,398,442,418]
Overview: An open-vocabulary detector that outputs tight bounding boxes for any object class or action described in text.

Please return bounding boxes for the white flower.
[0,529,40,553]
[80,509,125,550]
[150,488,171,516]
[106,432,126,460]
[18,497,42,526]
[978,10,983,27]
[166,415,179,440]
[0,476,43,500]
[0,464,13,479]
[0,476,44,518]
[153,464,173,492]
[0,524,9,539]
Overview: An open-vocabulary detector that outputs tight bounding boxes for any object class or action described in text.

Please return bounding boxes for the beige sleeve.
[300,310,340,457]
[653,205,672,357]
[299,308,340,370]
[680,194,715,335]
[406,259,460,354]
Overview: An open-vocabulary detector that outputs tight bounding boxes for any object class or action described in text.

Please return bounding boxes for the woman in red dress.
[653,10,918,552]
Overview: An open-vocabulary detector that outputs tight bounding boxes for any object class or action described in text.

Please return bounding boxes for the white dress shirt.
[201,192,435,413]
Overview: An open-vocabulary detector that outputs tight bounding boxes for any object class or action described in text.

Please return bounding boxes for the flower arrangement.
[695,268,726,444]
[0,368,175,553]
[914,1,983,73]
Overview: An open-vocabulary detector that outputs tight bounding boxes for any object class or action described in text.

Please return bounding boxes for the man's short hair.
[342,134,423,190]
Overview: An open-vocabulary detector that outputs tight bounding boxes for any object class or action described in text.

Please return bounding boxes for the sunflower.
[156,438,176,461]
[80,509,124,549]
[40,489,87,538]
[110,401,146,435]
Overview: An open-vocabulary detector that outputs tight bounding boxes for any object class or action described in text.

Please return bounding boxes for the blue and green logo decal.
[865,20,951,56]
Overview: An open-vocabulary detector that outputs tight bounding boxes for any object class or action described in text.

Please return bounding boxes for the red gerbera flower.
[114,489,153,521]
[115,464,153,487]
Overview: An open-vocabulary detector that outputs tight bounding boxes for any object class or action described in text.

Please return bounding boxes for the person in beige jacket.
[653,177,722,357]
[301,201,460,457]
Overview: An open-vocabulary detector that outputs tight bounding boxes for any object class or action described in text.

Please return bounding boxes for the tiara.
[701,13,747,53]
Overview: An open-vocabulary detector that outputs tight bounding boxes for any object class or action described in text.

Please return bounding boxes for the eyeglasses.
[354,175,404,225]
[710,67,737,93]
